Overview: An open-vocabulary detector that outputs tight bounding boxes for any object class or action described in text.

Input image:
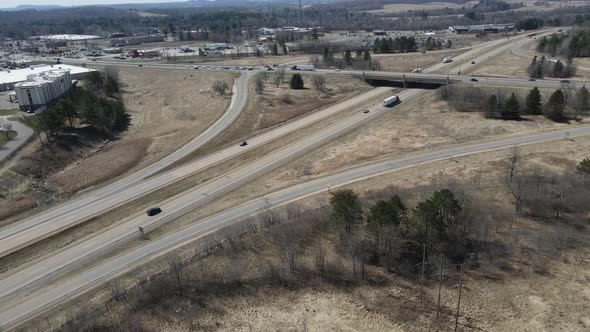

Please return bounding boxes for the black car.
[528,78,536,81]
[240,141,248,147]
[470,78,478,82]
[138,64,143,67]
[471,61,475,64]
[146,207,162,216]
[363,109,370,114]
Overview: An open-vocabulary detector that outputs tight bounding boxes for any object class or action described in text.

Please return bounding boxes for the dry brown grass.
[47,137,153,193]
[195,74,372,155]
[376,49,465,72]
[25,136,590,332]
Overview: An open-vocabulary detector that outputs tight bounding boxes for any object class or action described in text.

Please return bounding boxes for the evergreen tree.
[289,73,304,89]
[271,43,278,56]
[525,87,542,115]
[363,50,371,61]
[544,89,566,121]
[501,93,520,120]
[574,86,590,119]
[367,195,407,231]
[344,49,352,64]
[484,94,499,118]
[330,189,362,235]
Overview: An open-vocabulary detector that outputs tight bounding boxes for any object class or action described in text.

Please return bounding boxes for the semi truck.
[383,95,400,107]
[291,64,315,71]
[442,56,454,63]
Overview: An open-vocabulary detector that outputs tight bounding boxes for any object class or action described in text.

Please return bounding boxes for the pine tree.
[544,89,566,121]
[484,94,499,119]
[501,93,520,120]
[289,73,304,89]
[525,87,542,115]
[271,43,278,56]
[574,85,590,119]
[344,50,352,64]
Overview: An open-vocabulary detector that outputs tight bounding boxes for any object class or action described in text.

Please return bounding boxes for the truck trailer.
[291,64,315,71]
[383,95,400,107]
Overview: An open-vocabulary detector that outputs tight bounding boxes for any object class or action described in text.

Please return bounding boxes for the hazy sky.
[2,0,186,8]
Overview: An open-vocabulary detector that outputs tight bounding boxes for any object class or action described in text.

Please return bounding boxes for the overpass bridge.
[313,69,590,90]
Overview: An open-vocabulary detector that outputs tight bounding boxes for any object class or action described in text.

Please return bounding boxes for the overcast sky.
[2,0,185,8]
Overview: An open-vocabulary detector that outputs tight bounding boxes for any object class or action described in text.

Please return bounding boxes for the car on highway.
[561,80,570,83]
[138,64,143,67]
[470,78,478,82]
[240,141,248,147]
[363,109,370,114]
[146,207,162,216]
[471,61,476,64]
[528,78,536,81]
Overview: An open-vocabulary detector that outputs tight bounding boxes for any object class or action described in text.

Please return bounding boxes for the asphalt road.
[0,86,389,259]
[1,124,588,331]
[0,115,33,162]
[0,72,250,254]
[0,28,574,329]
[0,87,411,302]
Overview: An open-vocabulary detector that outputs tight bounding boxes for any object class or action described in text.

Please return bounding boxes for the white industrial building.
[0,64,93,91]
[14,69,73,111]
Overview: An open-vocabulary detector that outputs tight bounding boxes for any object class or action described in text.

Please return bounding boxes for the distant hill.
[1,4,65,11]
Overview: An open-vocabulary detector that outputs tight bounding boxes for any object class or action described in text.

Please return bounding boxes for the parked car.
[146,207,162,216]
[240,141,248,147]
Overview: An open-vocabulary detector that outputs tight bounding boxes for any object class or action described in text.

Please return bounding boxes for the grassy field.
[0,130,17,146]
[0,109,18,116]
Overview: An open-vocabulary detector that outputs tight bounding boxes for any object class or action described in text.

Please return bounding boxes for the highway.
[1,124,588,331]
[0,87,414,302]
[0,28,577,329]
[0,73,250,235]
[0,86,390,258]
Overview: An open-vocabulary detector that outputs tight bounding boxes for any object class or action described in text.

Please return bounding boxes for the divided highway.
[0,86,390,258]
[2,124,588,331]
[0,28,576,330]
[0,88,414,302]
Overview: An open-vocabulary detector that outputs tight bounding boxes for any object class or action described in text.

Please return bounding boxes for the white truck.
[383,95,400,107]
[442,56,454,63]
[291,64,315,71]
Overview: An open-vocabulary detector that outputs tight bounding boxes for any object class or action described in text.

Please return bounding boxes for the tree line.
[23,70,130,145]
[438,84,590,122]
[528,55,575,79]
[372,36,418,54]
[537,27,590,58]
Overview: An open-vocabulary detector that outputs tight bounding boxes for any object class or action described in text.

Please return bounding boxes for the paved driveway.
[0,115,33,162]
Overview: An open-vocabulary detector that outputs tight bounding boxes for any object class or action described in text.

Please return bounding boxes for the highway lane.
[0,86,390,259]
[2,124,588,331]
[0,30,550,290]
[0,73,249,242]
[0,88,416,302]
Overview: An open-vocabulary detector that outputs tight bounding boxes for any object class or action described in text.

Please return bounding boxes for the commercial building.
[14,69,72,111]
[0,64,93,91]
[448,24,515,34]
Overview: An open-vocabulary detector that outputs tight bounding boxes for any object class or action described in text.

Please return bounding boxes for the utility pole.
[454,264,464,332]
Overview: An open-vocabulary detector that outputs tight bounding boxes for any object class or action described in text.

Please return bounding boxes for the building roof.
[15,69,69,88]
[0,64,94,87]
[36,34,102,41]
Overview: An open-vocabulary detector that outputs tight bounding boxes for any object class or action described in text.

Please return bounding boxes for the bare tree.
[273,73,281,88]
[2,122,12,139]
[254,74,265,95]
[167,256,185,297]
[506,147,521,180]
[312,75,327,93]
[277,67,286,83]
[212,80,229,95]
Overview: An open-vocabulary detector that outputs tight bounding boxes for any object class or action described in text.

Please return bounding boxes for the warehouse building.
[448,24,514,34]
[0,64,93,91]
[14,69,72,112]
